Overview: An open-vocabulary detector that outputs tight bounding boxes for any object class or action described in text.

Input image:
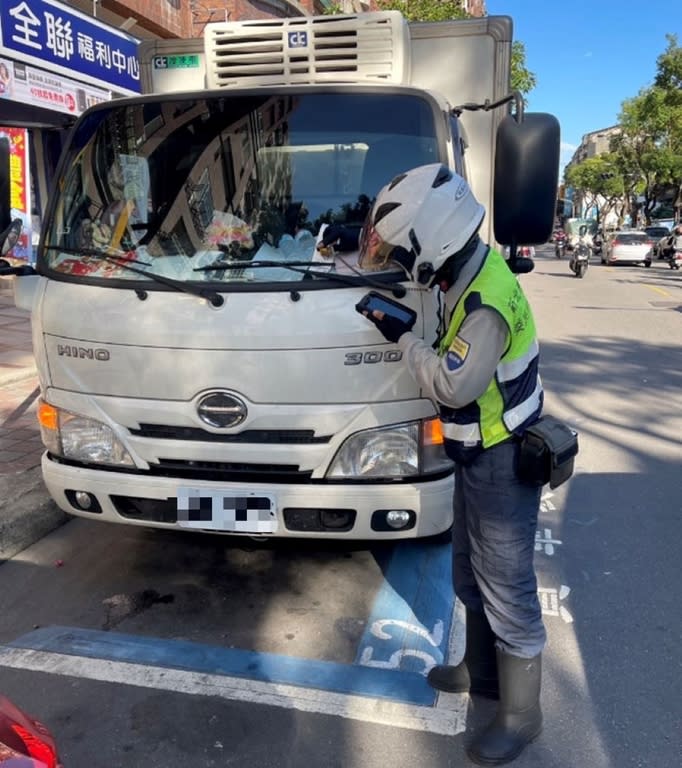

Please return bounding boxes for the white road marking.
[538,585,574,623]
[535,527,563,556]
[0,647,468,736]
[540,491,556,513]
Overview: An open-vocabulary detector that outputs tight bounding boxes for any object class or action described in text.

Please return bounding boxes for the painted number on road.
[359,619,444,674]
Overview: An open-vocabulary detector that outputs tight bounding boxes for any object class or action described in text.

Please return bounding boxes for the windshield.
[615,233,647,245]
[565,219,598,239]
[42,91,442,285]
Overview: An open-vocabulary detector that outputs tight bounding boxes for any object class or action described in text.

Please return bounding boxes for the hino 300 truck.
[5,12,558,540]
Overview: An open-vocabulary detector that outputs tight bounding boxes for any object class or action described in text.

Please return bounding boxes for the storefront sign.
[0,54,110,117]
[0,126,32,263]
[0,0,140,95]
[153,55,201,70]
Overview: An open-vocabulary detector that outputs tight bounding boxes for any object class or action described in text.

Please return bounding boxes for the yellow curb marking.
[643,284,671,297]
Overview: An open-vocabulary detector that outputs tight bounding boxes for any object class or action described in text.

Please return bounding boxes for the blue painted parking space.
[8,539,456,708]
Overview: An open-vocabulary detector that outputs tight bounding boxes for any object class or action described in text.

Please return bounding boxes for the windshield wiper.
[194,259,323,272]
[194,259,407,297]
[42,245,225,306]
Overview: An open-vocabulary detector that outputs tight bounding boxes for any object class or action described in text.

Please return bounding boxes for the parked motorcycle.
[569,241,591,278]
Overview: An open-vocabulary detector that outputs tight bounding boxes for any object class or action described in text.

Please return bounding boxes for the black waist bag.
[517,416,579,488]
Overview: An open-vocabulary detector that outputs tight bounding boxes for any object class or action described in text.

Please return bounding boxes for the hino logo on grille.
[57,344,110,361]
[197,391,247,428]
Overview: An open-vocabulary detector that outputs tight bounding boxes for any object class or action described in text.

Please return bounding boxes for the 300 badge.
[344,350,403,365]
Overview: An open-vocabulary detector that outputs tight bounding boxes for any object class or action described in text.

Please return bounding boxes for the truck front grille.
[147,459,312,483]
[130,425,330,444]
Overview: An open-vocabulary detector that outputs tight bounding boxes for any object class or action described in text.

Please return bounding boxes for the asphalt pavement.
[1,252,681,767]
[0,278,67,561]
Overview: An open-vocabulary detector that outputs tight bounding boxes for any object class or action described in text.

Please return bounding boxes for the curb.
[0,367,38,389]
[0,466,68,562]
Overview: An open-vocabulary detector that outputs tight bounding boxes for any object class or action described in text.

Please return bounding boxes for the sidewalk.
[0,278,41,473]
[0,277,66,560]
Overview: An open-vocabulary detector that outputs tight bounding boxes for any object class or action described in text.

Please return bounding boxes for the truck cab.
[7,12,559,540]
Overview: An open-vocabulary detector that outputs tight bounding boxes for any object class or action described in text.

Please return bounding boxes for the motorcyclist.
[592,227,603,255]
[663,225,682,267]
[554,228,567,258]
[356,163,546,766]
[570,224,593,252]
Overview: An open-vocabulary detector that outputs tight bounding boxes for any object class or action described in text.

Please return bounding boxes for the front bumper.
[42,453,454,540]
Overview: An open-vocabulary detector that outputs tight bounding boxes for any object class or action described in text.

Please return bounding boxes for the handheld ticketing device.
[355,291,417,328]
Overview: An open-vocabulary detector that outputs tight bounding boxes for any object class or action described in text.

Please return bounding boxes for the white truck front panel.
[39,281,435,402]
[35,278,452,539]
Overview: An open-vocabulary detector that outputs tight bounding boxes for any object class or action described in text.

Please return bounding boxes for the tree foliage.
[564,154,625,224]
[510,41,536,95]
[375,0,468,22]
[567,34,682,224]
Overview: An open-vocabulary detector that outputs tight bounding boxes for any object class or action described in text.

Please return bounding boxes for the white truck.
[4,12,558,540]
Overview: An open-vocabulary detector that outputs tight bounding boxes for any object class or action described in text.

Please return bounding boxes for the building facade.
[567,125,621,167]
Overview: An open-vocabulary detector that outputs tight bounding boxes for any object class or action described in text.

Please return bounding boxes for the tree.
[510,41,536,96]
[375,0,468,22]
[564,155,626,225]
[654,34,682,219]
[565,35,682,226]
[611,35,682,224]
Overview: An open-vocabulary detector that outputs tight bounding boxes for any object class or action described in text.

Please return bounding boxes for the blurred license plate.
[177,489,277,533]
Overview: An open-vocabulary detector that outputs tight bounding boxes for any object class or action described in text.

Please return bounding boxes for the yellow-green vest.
[438,248,543,457]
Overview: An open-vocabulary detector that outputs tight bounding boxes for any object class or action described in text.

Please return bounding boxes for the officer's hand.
[364,309,413,343]
[321,224,361,252]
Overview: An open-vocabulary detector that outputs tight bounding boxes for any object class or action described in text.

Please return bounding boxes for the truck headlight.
[326,418,453,479]
[38,400,134,467]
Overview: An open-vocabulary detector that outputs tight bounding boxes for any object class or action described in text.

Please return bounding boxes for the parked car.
[0,694,61,767]
[601,231,652,267]
[645,226,672,259]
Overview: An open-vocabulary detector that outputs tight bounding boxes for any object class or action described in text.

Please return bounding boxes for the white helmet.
[358,163,485,283]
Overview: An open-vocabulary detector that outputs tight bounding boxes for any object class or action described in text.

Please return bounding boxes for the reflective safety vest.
[437,248,543,459]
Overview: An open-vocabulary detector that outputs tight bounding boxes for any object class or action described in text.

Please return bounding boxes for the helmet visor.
[358,220,398,271]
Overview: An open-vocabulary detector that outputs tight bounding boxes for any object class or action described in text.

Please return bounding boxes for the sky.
[485,0,682,176]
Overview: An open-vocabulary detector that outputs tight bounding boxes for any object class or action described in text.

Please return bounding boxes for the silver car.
[601,231,652,267]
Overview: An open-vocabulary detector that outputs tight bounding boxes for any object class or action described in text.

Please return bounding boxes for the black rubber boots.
[427,609,543,765]
[427,608,499,699]
[468,650,543,766]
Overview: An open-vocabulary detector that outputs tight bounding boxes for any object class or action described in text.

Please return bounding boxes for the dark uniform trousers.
[452,439,546,658]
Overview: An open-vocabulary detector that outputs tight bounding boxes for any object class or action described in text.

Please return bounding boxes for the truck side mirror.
[493,113,560,247]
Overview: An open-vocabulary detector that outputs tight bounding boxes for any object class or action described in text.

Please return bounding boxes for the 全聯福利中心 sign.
[0,0,140,95]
